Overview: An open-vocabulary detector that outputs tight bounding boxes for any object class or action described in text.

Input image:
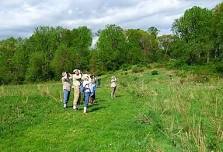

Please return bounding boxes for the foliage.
[172,6,214,64]
[26,52,51,82]
[215,62,223,74]
[97,24,127,71]
[151,70,159,75]
[0,2,223,84]
[131,65,144,73]
[50,45,76,79]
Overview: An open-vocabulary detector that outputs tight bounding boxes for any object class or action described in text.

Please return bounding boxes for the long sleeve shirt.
[72,74,82,87]
[83,80,91,93]
[62,76,72,91]
[111,78,117,87]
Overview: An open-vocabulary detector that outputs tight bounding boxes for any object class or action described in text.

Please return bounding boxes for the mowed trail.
[0,82,149,152]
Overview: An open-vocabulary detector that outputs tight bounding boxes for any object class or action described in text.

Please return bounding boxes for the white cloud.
[0,0,222,39]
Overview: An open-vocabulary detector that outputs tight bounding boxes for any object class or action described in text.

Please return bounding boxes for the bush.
[190,75,209,83]
[168,59,187,68]
[215,63,223,74]
[121,64,130,71]
[175,70,187,78]
[131,66,144,73]
[151,70,159,75]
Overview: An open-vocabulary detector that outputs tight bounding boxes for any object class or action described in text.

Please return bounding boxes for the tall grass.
[0,67,223,151]
[117,68,223,151]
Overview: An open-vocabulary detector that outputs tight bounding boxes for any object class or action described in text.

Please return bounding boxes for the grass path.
[0,84,151,152]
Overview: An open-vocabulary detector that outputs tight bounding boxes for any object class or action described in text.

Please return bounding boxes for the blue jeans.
[63,89,70,104]
[84,92,91,107]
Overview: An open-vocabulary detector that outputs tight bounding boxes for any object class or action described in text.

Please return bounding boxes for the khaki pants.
[111,86,116,98]
[73,86,80,107]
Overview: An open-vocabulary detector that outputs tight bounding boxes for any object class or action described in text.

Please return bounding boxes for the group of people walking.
[62,69,97,113]
[61,69,117,113]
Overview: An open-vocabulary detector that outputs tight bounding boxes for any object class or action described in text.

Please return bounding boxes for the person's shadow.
[88,102,106,112]
[90,106,105,112]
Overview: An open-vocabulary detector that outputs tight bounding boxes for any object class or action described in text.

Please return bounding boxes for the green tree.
[50,45,76,79]
[11,39,29,83]
[213,2,223,60]
[158,34,175,57]
[71,26,92,54]
[172,6,213,64]
[89,50,105,75]
[0,38,18,84]
[148,26,159,38]
[126,29,146,64]
[26,52,51,81]
[97,24,127,70]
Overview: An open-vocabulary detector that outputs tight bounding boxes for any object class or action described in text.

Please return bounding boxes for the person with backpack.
[90,75,96,104]
[62,72,72,108]
[82,75,91,113]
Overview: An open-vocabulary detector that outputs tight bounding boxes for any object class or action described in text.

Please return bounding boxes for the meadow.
[0,66,223,152]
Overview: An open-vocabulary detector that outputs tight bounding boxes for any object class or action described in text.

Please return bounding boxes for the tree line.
[0,3,222,84]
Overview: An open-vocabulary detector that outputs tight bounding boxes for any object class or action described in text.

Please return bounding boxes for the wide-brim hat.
[73,69,78,73]
[82,74,90,80]
[62,72,66,77]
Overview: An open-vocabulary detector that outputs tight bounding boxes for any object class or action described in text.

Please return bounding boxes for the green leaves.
[172,6,215,64]
[1,2,223,84]
[97,24,127,71]
[26,52,50,82]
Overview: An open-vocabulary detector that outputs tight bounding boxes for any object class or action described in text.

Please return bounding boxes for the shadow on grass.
[89,105,106,112]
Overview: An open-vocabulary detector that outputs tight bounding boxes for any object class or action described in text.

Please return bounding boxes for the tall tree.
[50,45,76,79]
[97,24,127,70]
[26,52,50,82]
[158,34,175,57]
[172,6,213,64]
[213,2,223,60]
[0,38,19,84]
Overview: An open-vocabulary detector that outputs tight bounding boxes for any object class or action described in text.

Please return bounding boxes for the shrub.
[151,70,159,75]
[168,59,187,68]
[119,81,127,87]
[121,64,130,71]
[175,70,187,78]
[131,66,144,73]
[215,63,223,74]
[190,75,209,83]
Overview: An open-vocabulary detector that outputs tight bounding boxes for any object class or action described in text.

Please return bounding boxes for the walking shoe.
[84,107,87,113]
[73,105,77,110]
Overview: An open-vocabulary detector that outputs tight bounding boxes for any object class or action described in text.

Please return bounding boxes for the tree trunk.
[207,51,210,64]
[214,48,218,59]
[165,47,168,57]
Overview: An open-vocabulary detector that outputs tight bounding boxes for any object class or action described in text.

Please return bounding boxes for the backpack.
[80,82,84,93]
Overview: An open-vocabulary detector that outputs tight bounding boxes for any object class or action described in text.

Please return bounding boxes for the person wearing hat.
[62,72,72,108]
[89,75,96,104]
[71,69,82,110]
[111,76,117,99]
[82,75,91,113]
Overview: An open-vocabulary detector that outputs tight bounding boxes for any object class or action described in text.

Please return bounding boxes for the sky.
[0,0,222,40]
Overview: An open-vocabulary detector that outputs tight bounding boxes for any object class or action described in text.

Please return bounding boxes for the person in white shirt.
[61,72,72,108]
[71,69,82,110]
[82,75,91,113]
[111,76,117,99]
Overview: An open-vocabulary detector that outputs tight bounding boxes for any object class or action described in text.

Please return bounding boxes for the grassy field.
[0,67,223,152]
